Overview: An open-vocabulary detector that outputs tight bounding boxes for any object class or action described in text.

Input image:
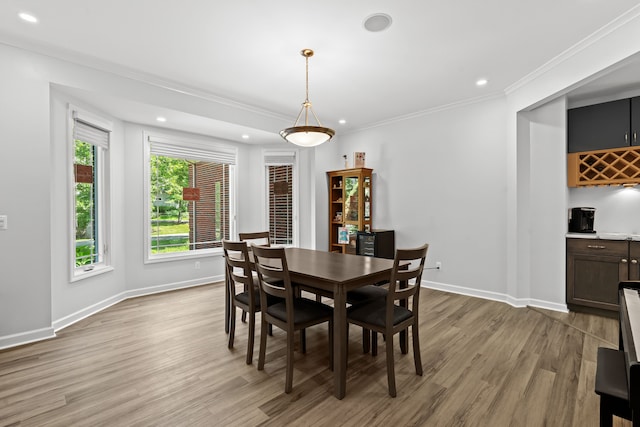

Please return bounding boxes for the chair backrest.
[386,243,429,318]
[222,240,256,304]
[252,245,294,315]
[239,231,271,247]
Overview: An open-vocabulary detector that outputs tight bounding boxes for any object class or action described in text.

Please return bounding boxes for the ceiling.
[2,1,640,144]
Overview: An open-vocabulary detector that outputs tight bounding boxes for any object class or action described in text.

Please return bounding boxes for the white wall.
[526,97,569,307]
[0,46,53,343]
[316,97,509,297]
[569,186,640,234]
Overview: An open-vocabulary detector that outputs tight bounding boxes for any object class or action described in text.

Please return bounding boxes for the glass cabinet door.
[364,176,371,220]
[344,176,359,222]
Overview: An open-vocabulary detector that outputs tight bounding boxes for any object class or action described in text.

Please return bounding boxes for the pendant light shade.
[280,49,335,147]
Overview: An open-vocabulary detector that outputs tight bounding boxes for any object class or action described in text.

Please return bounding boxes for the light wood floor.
[0,283,631,427]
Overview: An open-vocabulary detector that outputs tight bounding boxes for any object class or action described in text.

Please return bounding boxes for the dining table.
[224,247,403,400]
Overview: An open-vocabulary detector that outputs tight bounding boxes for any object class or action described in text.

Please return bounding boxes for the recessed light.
[156,116,167,122]
[241,134,250,139]
[476,78,488,87]
[338,119,347,125]
[19,12,38,23]
[363,13,392,32]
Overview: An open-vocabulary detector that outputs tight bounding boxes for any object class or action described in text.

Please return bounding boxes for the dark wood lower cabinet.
[566,238,639,314]
[630,241,640,280]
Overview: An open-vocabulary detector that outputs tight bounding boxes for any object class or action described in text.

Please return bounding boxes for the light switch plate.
[0,215,7,230]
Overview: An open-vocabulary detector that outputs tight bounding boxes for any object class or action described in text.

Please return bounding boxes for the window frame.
[263,150,298,248]
[143,131,237,263]
[68,105,113,282]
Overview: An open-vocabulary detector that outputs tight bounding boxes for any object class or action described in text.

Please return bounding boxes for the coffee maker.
[568,207,596,233]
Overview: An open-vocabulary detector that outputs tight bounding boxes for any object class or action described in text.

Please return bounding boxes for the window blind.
[264,150,296,165]
[148,135,237,164]
[73,119,110,149]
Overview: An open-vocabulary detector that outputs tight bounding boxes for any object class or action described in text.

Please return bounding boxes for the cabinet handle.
[626,133,629,143]
[587,245,606,249]
[635,132,638,144]
[622,258,628,263]
[632,259,639,264]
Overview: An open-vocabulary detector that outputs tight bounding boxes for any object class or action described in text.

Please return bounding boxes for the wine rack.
[567,145,640,187]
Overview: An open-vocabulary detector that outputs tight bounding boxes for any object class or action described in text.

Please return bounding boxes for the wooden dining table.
[224,247,402,399]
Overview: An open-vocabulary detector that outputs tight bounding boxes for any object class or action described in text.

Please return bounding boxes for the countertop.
[566,232,640,241]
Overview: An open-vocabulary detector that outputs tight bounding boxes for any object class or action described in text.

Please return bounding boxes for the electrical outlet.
[436,261,442,270]
[195,261,200,269]
[0,215,7,230]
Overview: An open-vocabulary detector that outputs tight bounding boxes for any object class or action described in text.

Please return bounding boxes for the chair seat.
[348,301,413,329]
[267,298,333,326]
[347,285,387,305]
[595,347,629,401]
[235,291,281,308]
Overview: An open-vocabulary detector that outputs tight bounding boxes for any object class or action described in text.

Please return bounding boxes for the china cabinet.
[327,168,373,254]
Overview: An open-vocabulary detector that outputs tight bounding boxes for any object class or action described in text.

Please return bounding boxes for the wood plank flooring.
[0,284,631,426]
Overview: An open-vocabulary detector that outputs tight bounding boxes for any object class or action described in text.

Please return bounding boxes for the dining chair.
[223,240,279,365]
[237,232,270,323]
[346,243,429,397]
[252,245,334,394]
[239,231,271,247]
[347,282,388,354]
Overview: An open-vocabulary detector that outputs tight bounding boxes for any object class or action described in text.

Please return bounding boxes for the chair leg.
[228,307,236,349]
[257,318,268,371]
[300,329,306,354]
[268,323,273,336]
[362,328,370,354]
[599,396,614,427]
[285,329,295,393]
[241,310,247,323]
[329,320,334,370]
[385,331,396,397]
[412,323,423,376]
[372,332,378,356]
[246,311,255,365]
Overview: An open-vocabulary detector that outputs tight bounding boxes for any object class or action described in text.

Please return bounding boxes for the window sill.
[145,248,223,264]
[71,265,114,283]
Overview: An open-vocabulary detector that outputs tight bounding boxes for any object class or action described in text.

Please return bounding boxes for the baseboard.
[1,275,223,351]
[53,275,223,332]
[0,327,56,351]
[3,276,565,351]
[422,280,568,313]
[122,275,223,300]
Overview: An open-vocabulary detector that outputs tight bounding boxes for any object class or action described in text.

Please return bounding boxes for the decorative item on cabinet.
[327,168,373,254]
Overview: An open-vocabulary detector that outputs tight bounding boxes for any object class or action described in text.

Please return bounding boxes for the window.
[264,151,297,246]
[69,107,112,280]
[145,134,236,261]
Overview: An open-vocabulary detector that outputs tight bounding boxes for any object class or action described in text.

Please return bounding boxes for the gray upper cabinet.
[567,98,631,152]
[632,97,640,147]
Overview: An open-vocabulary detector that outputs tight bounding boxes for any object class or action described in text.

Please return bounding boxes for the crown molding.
[348,92,505,134]
[505,4,640,95]
[0,33,289,123]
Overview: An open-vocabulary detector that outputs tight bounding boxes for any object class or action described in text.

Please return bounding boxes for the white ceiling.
[2,1,640,144]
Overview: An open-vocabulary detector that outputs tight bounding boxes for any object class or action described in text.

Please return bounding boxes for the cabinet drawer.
[566,238,628,257]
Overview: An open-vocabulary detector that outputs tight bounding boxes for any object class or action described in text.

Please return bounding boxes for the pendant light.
[280,49,335,147]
